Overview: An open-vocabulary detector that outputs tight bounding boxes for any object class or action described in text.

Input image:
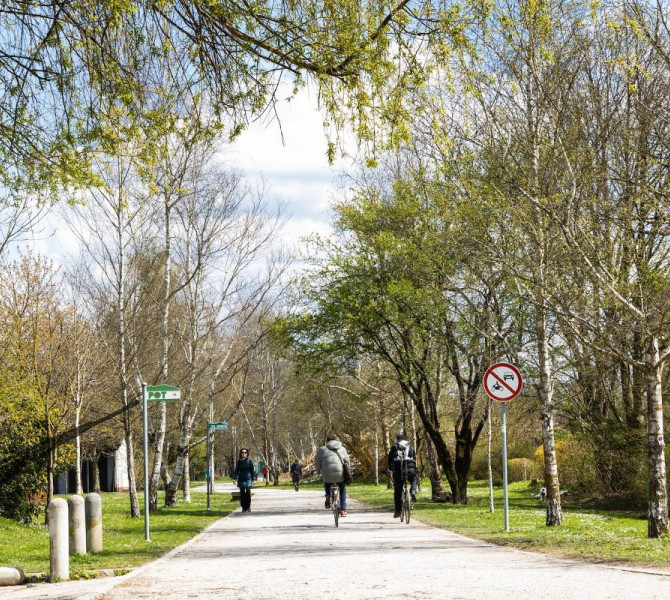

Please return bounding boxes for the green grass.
[0,491,236,577]
[348,479,670,568]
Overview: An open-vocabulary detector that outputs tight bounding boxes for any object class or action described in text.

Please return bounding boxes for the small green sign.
[147,384,181,402]
[209,421,228,431]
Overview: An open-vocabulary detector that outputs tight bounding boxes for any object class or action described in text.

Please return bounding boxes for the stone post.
[68,495,86,555]
[85,493,103,553]
[48,498,69,581]
[0,567,25,586]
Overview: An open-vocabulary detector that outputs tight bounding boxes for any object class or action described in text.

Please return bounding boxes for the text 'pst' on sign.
[147,384,181,402]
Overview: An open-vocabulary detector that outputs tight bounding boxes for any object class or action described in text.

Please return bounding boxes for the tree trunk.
[45,440,55,526]
[645,336,668,538]
[374,426,379,486]
[537,304,562,526]
[75,406,83,495]
[426,437,446,501]
[151,200,172,510]
[164,441,187,507]
[381,417,393,489]
[182,452,191,503]
[123,412,140,517]
[116,201,140,518]
[92,454,101,494]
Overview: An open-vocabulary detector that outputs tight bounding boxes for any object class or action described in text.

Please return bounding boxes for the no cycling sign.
[483,361,522,533]
[484,362,523,402]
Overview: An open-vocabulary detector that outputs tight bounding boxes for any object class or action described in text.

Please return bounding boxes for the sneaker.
[411,492,417,502]
[393,511,401,518]
[325,498,331,509]
[340,510,347,517]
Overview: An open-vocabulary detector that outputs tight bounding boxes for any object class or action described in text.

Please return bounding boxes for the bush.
[508,458,539,482]
[534,434,597,490]
[0,391,49,522]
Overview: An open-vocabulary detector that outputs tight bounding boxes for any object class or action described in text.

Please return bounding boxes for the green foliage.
[0,381,48,522]
[0,1,476,195]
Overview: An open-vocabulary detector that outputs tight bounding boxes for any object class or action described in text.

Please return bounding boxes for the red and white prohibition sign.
[484,362,523,402]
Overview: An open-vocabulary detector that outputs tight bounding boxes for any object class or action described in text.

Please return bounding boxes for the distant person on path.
[232,448,256,513]
[262,464,269,485]
[290,459,303,490]
[315,434,351,517]
[388,433,419,518]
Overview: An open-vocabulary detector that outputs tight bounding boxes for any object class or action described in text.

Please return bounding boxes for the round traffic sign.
[484,362,523,402]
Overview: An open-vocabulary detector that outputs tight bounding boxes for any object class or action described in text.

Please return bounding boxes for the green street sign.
[147,384,181,402]
[208,422,228,431]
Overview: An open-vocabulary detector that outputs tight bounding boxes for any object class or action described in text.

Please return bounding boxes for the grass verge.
[0,491,236,577]
[348,479,670,568]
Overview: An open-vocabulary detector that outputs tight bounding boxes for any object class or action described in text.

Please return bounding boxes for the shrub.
[508,458,539,482]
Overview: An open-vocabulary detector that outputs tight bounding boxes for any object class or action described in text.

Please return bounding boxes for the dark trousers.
[239,486,251,510]
[393,470,417,512]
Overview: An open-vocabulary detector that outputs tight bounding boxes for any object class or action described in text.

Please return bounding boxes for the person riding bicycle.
[315,433,351,517]
[388,433,419,518]
[290,459,303,488]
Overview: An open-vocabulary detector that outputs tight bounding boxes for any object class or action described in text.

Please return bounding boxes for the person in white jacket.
[315,434,351,517]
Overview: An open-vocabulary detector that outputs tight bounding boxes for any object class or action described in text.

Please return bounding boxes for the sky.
[222,88,349,251]
[25,88,349,268]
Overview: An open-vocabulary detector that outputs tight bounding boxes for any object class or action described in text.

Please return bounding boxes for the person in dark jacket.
[232,448,256,512]
[388,433,419,518]
[290,459,303,489]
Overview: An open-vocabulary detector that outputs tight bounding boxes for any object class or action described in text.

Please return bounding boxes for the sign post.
[142,384,181,541]
[483,362,523,532]
[206,421,228,511]
[142,382,150,542]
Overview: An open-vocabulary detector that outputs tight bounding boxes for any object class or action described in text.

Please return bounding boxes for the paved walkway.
[2,484,669,600]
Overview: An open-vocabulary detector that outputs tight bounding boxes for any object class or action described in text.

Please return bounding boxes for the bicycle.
[292,474,300,492]
[330,482,341,527]
[399,458,412,524]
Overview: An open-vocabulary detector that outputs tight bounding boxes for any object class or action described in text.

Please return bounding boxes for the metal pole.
[142,382,150,542]
[501,402,509,532]
[206,423,211,512]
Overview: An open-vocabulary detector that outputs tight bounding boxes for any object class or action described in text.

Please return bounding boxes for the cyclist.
[315,434,351,517]
[290,459,303,490]
[388,433,419,518]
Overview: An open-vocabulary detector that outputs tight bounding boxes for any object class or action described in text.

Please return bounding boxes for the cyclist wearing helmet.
[388,433,419,518]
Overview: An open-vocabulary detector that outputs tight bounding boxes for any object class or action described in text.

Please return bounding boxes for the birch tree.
[61,150,153,518]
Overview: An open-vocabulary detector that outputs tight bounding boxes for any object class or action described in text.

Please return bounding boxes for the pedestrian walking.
[232,448,256,513]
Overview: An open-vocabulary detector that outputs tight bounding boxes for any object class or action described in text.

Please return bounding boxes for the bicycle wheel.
[333,498,339,527]
[294,479,299,492]
[404,487,411,524]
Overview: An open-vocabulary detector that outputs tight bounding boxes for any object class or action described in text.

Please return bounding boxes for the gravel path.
[2,484,669,600]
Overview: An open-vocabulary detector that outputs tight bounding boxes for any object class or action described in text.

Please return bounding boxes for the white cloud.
[21,87,348,269]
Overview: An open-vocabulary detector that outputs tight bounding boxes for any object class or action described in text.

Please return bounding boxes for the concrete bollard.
[85,493,102,553]
[68,495,86,556]
[48,498,69,581]
[0,567,25,586]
